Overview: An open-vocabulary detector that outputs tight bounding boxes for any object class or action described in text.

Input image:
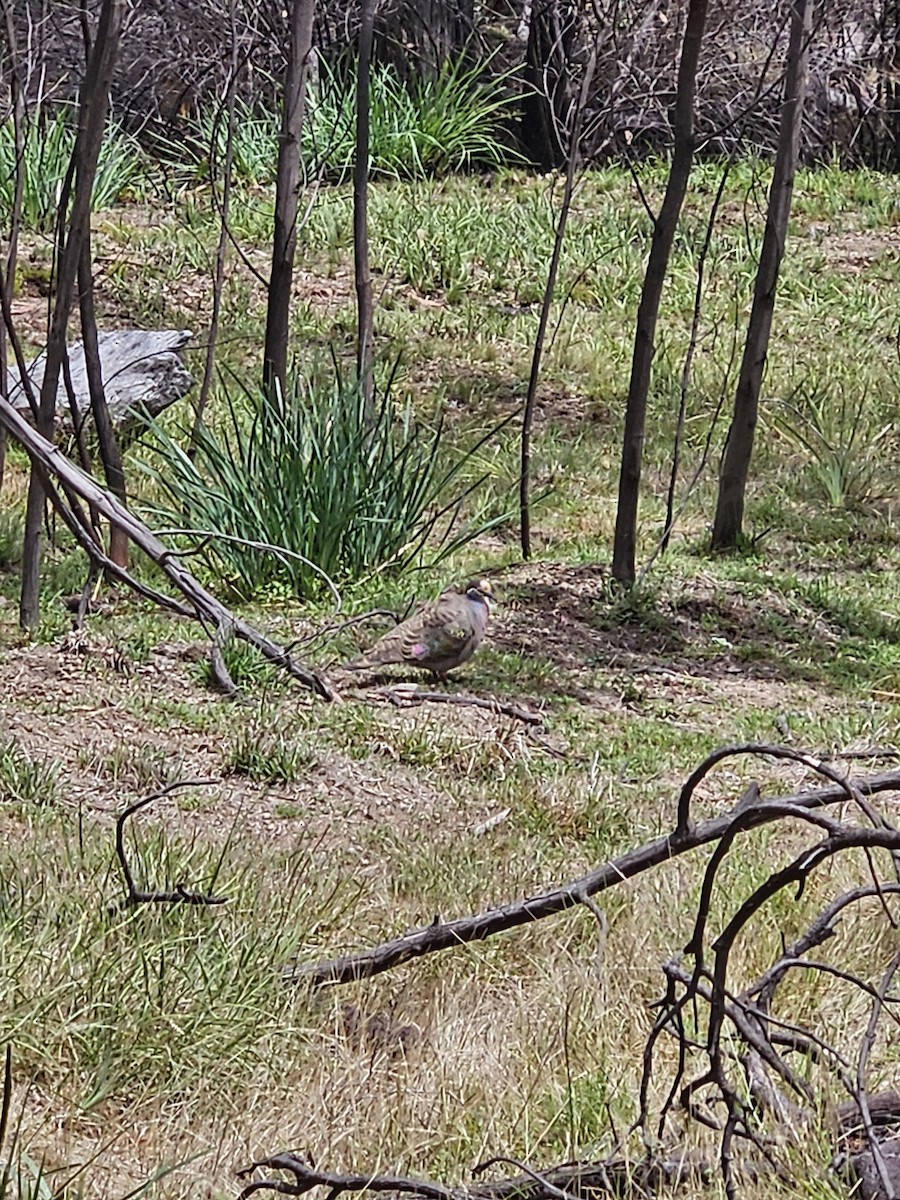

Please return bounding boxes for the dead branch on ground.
[237,1155,460,1200]
[271,744,900,1199]
[288,747,900,986]
[371,686,544,727]
[236,1150,718,1200]
[115,780,228,906]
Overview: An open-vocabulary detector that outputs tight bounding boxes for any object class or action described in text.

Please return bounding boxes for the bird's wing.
[345,592,474,669]
[397,595,470,663]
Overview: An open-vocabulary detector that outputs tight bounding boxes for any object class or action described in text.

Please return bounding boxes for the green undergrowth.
[90,160,900,571]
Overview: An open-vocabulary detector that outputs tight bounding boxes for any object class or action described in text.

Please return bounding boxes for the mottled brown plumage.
[344,579,493,676]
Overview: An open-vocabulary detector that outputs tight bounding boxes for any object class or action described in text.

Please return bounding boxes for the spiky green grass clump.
[139,371,512,599]
[0,106,145,232]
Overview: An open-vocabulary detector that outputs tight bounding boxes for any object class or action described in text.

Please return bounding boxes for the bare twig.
[153,528,342,610]
[471,1158,574,1200]
[746,884,900,1010]
[520,44,597,559]
[237,1149,721,1200]
[210,620,241,699]
[370,687,544,727]
[115,780,227,906]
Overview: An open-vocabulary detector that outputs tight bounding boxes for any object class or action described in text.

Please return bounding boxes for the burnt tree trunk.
[78,243,129,569]
[377,0,474,70]
[0,0,26,495]
[521,0,579,170]
[611,0,710,586]
[355,0,376,420]
[263,0,316,396]
[710,0,813,552]
[19,0,125,628]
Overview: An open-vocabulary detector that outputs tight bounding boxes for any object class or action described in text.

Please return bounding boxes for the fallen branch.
[372,686,544,726]
[0,395,333,699]
[268,746,900,1200]
[236,1150,720,1200]
[116,780,228,906]
[286,748,900,987]
[236,1155,460,1200]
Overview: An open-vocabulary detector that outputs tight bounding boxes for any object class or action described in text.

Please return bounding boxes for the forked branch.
[289,748,900,986]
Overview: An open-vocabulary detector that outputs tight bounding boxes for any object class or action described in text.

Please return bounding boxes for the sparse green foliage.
[773,382,893,510]
[162,98,281,187]
[0,737,59,805]
[140,368,512,598]
[225,726,315,783]
[77,739,179,792]
[158,56,515,190]
[0,508,24,569]
[308,54,517,181]
[5,132,900,1200]
[193,638,276,690]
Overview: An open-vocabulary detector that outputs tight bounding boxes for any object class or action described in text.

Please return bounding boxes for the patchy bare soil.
[0,561,861,857]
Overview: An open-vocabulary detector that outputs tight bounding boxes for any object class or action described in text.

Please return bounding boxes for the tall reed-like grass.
[163,54,516,187]
[307,53,518,180]
[139,367,512,599]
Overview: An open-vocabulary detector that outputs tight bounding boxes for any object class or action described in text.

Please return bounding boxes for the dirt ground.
[0,560,862,850]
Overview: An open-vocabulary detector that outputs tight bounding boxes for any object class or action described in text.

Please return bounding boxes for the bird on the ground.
[343,579,493,677]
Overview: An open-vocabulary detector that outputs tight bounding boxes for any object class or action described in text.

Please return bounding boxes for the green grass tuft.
[0,737,59,806]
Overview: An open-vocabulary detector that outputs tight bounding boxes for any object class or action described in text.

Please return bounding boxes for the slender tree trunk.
[520,46,597,559]
[611,0,709,586]
[19,0,124,628]
[710,0,812,552]
[79,242,129,568]
[263,0,316,396]
[354,0,376,420]
[193,0,240,447]
[0,0,26,495]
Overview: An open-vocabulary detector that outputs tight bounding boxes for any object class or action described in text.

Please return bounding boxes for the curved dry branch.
[746,884,900,1010]
[644,773,900,1197]
[288,752,900,987]
[266,745,900,1200]
[236,1155,461,1200]
[116,780,228,906]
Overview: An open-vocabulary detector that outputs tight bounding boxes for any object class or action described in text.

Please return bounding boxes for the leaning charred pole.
[19,0,125,628]
[611,0,709,587]
[0,393,334,700]
[711,0,813,551]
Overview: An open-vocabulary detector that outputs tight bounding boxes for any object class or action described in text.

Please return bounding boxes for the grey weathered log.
[8,329,194,433]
